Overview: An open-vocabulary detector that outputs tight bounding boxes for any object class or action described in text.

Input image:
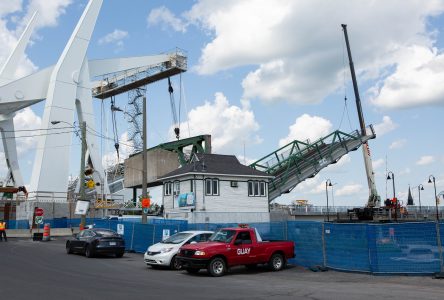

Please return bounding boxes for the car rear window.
[95,230,118,237]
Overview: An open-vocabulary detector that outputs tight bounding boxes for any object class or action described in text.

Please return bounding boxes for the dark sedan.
[66,228,125,258]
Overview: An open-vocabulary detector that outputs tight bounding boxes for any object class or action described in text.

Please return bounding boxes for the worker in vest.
[0,219,7,242]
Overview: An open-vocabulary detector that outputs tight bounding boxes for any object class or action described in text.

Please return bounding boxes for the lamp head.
[387,174,392,180]
[420,186,424,191]
[428,178,432,184]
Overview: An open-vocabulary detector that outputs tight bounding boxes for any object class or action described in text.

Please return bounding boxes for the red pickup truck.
[177,226,295,276]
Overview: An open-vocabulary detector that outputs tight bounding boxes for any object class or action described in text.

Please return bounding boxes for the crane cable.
[110,95,121,160]
[168,77,180,139]
[338,37,354,132]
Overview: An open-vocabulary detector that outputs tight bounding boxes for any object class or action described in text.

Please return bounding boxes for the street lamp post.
[417,184,424,214]
[387,171,397,221]
[325,179,332,222]
[428,175,444,278]
[428,175,439,222]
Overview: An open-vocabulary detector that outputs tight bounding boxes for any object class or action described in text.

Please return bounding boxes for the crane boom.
[341,24,380,208]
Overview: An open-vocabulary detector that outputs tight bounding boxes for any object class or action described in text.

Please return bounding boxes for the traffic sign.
[142,198,150,208]
[86,179,95,189]
[35,208,44,216]
[35,216,44,224]
[142,208,149,214]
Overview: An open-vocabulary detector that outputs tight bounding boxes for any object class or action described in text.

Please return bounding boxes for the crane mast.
[341,24,381,208]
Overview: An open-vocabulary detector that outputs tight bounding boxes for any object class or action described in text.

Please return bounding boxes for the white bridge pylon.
[0,0,186,196]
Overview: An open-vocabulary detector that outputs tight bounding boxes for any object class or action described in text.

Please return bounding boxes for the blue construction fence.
[6,218,443,275]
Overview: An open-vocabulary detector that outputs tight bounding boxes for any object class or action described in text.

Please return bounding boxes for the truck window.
[209,230,236,243]
[235,231,252,245]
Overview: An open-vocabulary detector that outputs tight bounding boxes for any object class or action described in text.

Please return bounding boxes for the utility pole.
[142,96,148,224]
[79,121,87,229]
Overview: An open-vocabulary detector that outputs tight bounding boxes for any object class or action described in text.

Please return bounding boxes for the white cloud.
[398,167,411,175]
[374,116,398,136]
[336,184,363,196]
[24,0,72,29]
[148,6,187,33]
[416,155,435,166]
[180,0,444,106]
[0,0,72,80]
[279,114,332,147]
[327,154,351,173]
[13,107,42,155]
[389,138,407,149]
[372,158,385,170]
[172,92,261,154]
[294,177,321,193]
[98,29,128,47]
[0,1,21,17]
[371,45,444,108]
[102,132,134,168]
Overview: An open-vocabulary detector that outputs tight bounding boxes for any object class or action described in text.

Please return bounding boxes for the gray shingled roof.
[159,153,273,180]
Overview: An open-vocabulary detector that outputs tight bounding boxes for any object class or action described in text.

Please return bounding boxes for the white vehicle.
[144,230,213,270]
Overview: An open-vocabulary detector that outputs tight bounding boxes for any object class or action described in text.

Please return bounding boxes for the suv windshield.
[209,230,236,243]
[162,232,193,244]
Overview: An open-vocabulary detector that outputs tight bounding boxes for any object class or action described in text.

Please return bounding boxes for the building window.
[248,180,267,197]
[205,178,219,196]
[190,179,194,193]
[164,182,172,196]
[173,181,180,196]
[230,181,238,187]
[260,182,266,196]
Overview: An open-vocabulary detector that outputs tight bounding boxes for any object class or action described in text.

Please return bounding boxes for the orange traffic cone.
[43,223,51,241]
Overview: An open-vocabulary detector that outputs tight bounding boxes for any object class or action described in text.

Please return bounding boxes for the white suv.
[144,230,213,270]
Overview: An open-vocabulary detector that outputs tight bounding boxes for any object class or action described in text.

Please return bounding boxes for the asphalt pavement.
[0,237,443,300]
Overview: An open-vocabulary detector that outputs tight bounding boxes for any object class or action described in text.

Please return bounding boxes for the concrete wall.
[124,148,179,188]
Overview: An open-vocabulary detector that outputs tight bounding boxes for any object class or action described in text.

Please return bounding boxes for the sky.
[1,0,444,208]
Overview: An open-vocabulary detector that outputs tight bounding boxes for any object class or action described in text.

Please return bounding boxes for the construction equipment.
[342,24,381,212]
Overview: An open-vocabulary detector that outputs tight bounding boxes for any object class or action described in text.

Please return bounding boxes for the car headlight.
[160,247,174,253]
[194,250,206,256]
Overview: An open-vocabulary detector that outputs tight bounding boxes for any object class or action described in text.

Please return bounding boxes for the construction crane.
[342,24,381,211]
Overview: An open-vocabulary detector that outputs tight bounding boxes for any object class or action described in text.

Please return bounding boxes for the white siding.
[163,174,269,218]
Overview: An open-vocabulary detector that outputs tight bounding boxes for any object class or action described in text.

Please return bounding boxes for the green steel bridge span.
[250,125,376,202]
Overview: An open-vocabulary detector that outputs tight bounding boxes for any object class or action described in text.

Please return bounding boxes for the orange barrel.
[79,223,84,231]
[43,223,51,241]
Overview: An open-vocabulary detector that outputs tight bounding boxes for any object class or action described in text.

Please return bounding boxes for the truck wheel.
[208,257,226,277]
[186,268,200,274]
[170,255,182,270]
[268,253,285,271]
